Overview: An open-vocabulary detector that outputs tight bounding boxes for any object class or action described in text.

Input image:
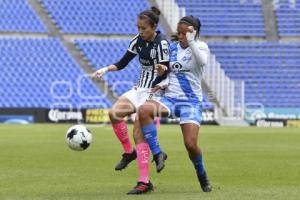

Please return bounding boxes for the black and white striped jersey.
[127,31,170,88]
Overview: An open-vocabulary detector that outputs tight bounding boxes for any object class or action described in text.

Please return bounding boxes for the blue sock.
[190,155,206,176]
[141,123,161,155]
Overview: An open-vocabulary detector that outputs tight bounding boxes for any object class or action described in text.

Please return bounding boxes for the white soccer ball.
[65,125,92,151]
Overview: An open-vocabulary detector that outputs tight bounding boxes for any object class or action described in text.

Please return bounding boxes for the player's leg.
[138,99,169,172]
[179,104,212,192]
[154,117,161,130]
[109,96,136,171]
[127,119,153,195]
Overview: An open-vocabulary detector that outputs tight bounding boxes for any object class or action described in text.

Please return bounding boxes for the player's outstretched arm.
[91,65,118,79]
[91,49,137,80]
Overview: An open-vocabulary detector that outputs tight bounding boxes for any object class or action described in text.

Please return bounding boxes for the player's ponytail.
[151,6,161,17]
[194,17,201,37]
[138,6,161,28]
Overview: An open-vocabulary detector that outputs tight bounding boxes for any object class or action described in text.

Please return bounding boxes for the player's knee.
[108,109,123,122]
[138,104,153,121]
[184,139,198,153]
[137,105,146,121]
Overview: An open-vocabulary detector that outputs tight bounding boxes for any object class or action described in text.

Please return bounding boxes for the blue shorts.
[153,96,203,126]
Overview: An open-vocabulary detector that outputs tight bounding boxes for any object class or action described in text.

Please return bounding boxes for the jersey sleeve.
[189,41,210,68]
[127,34,139,55]
[157,39,170,63]
[114,50,136,70]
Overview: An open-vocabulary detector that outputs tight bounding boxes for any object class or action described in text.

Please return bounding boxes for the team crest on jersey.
[150,49,156,59]
[163,48,169,55]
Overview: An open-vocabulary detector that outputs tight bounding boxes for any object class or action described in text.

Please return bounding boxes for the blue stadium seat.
[39,0,149,34]
[176,0,265,36]
[0,0,47,32]
[275,0,300,36]
[209,41,300,108]
[0,38,111,109]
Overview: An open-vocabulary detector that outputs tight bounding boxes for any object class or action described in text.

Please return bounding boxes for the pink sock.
[112,121,133,154]
[136,143,150,183]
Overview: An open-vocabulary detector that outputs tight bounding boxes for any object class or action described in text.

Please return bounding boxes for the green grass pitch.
[0,124,299,200]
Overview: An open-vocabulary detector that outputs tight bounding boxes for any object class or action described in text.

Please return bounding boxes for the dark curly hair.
[138,7,161,28]
[172,15,202,41]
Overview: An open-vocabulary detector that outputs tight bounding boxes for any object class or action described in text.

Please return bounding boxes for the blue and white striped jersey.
[164,41,210,103]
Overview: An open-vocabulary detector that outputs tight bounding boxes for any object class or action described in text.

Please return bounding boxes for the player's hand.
[91,67,108,79]
[155,64,168,76]
[151,85,162,93]
[186,26,196,43]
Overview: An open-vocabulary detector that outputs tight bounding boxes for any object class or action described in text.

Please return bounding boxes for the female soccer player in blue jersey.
[92,7,169,194]
[137,15,212,192]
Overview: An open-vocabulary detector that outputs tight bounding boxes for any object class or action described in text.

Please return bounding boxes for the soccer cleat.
[198,172,212,192]
[115,149,137,171]
[127,181,154,195]
[152,151,167,173]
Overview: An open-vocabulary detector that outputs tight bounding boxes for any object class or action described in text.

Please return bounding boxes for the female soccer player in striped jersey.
[92,7,169,194]
[138,15,212,193]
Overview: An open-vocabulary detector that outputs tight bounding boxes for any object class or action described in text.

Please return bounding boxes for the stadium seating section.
[209,42,300,108]
[39,0,149,34]
[0,0,299,111]
[0,38,111,109]
[275,0,300,36]
[176,0,265,36]
[0,0,47,33]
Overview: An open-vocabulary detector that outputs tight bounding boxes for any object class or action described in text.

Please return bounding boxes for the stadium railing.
[204,54,245,119]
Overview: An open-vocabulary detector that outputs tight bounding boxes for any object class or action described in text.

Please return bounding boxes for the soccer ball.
[65,125,92,151]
